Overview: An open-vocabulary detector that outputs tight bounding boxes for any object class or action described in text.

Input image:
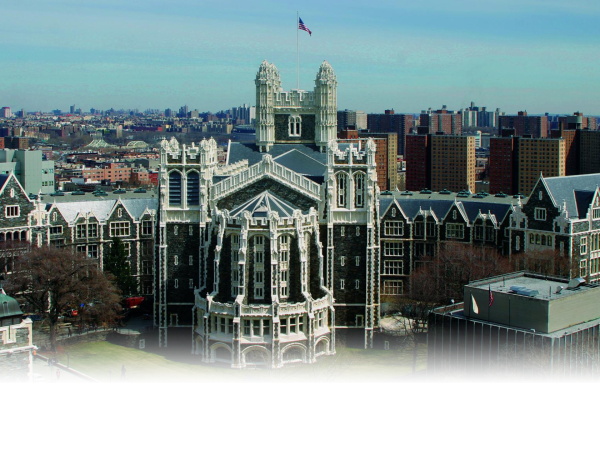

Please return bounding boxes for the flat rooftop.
[469,273,599,302]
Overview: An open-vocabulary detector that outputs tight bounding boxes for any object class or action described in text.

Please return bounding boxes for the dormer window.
[289,115,301,137]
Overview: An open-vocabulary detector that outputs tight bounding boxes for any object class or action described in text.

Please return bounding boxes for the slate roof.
[46,198,157,223]
[229,191,299,218]
[544,174,600,219]
[228,142,326,168]
[380,191,515,223]
[273,149,327,178]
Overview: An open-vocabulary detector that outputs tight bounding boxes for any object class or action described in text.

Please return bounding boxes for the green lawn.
[48,341,427,383]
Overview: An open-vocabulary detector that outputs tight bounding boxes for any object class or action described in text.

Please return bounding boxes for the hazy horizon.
[3,0,600,115]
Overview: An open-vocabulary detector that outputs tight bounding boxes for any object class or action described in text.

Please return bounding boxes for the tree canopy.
[104,237,137,297]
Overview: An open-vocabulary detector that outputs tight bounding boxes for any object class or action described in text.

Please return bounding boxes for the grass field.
[46,341,427,383]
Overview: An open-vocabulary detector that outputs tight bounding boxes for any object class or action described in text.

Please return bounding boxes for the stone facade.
[509,174,600,282]
[0,319,34,382]
[157,133,380,367]
[255,61,337,152]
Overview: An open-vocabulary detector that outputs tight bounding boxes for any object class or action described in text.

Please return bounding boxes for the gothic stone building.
[0,171,157,298]
[156,60,600,369]
[508,173,600,282]
[157,61,381,368]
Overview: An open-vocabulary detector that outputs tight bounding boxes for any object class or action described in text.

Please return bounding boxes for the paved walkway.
[32,357,89,383]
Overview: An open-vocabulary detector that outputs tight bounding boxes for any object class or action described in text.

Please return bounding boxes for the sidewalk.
[33,355,98,383]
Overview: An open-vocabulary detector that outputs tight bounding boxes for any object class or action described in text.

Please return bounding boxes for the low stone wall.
[107,331,158,349]
[0,348,31,382]
[34,330,111,351]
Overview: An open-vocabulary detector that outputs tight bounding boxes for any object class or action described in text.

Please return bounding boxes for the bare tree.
[388,243,513,372]
[510,248,576,279]
[4,245,122,351]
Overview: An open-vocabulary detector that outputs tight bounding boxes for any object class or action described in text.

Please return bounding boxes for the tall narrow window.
[336,173,348,208]
[231,234,240,297]
[354,172,365,207]
[254,235,265,299]
[169,172,182,206]
[279,235,290,299]
[187,171,200,206]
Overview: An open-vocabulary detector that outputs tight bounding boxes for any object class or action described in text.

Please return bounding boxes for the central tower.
[255,60,337,153]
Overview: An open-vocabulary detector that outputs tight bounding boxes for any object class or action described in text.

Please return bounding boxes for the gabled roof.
[46,198,157,224]
[273,149,327,178]
[228,142,326,169]
[543,174,600,219]
[380,195,512,225]
[229,191,299,218]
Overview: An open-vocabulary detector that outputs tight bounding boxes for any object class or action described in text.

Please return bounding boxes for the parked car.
[33,373,48,384]
[125,296,144,309]
[50,190,65,196]
[113,188,127,194]
[133,188,147,193]
[71,190,86,195]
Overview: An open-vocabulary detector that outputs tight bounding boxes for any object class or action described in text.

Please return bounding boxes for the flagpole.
[297,11,299,90]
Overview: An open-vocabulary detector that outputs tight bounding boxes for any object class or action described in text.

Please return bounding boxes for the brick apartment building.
[517,137,565,195]
[498,111,548,138]
[405,134,430,191]
[366,110,413,157]
[489,136,518,195]
[420,106,462,136]
[430,135,475,193]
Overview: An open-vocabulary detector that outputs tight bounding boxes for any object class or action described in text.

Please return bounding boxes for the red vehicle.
[125,296,144,309]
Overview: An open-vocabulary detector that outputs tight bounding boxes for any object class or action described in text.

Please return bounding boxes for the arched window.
[354,172,365,208]
[187,171,200,206]
[288,116,301,137]
[20,231,27,241]
[169,172,182,206]
[336,173,348,208]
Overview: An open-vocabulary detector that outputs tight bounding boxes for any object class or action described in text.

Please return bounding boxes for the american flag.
[299,17,312,36]
[489,285,494,307]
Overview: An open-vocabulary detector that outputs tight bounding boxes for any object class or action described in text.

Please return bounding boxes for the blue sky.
[2,0,599,114]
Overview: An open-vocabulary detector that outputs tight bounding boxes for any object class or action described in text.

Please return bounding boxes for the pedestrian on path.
[121,365,126,381]
[56,369,61,380]
[68,327,72,338]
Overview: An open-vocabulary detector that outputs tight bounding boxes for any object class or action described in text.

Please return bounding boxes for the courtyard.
[39,340,427,383]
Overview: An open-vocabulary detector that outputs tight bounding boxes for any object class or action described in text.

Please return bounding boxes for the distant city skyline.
[3,0,600,115]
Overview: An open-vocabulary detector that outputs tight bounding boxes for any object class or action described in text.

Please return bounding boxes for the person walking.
[56,369,61,381]
[121,365,126,381]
